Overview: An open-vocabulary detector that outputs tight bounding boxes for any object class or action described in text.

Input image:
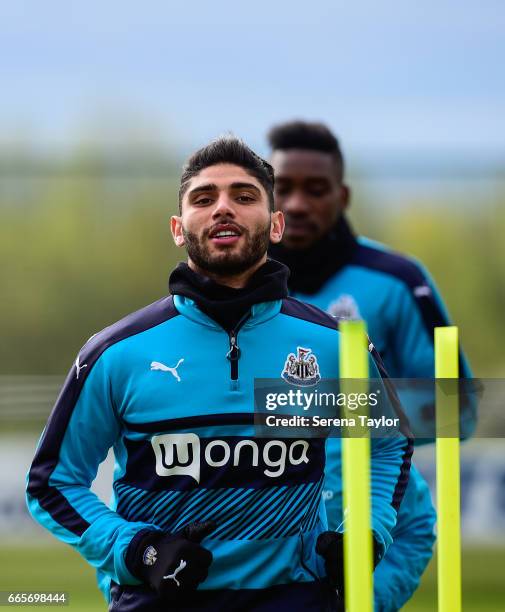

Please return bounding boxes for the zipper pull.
[227,333,241,362]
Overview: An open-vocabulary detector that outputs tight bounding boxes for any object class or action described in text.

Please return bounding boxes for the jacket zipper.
[226,312,251,381]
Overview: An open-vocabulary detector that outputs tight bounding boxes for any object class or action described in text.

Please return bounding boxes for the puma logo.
[163,559,187,587]
[150,359,184,382]
[75,355,87,379]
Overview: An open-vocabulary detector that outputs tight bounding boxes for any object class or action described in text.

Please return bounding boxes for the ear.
[269,210,285,244]
[171,215,185,247]
[339,184,351,212]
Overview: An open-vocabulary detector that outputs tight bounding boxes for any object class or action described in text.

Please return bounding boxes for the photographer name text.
[263,415,400,429]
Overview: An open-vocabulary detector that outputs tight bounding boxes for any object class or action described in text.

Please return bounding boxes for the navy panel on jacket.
[280,297,341,331]
[118,436,325,491]
[108,579,342,611]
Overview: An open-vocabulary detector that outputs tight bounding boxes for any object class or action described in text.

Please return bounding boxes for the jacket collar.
[172,295,283,330]
[268,215,358,295]
[169,259,289,332]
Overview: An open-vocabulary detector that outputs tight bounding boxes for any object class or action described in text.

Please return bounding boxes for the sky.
[1,1,504,159]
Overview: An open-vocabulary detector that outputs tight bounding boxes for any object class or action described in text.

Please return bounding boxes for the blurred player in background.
[268,120,473,611]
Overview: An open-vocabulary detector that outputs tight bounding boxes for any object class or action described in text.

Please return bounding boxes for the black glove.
[316,531,345,597]
[316,531,382,599]
[126,520,216,598]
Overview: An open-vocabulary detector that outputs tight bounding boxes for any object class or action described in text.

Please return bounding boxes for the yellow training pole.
[435,326,461,612]
[340,320,373,612]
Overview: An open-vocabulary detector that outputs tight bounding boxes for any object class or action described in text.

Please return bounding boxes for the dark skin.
[271,149,350,250]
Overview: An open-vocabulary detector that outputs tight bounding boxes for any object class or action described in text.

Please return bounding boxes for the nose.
[281,191,310,217]
[212,193,236,219]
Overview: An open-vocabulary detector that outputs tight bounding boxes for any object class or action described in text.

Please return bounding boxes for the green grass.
[0,544,503,611]
[0,545,104,612]
[403,546,505,612]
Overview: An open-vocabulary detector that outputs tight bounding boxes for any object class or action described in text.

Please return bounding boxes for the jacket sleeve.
[335,350,413,561]
[26,347,159,586]
[389,263,476,440]
[372,350,413,559]
[373,464,436,612]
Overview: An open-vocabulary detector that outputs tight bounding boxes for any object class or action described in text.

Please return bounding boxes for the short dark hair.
[267,120,345,180]
[179,135,275,213]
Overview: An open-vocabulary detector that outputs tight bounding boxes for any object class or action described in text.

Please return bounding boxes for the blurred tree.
[1,156,504,376]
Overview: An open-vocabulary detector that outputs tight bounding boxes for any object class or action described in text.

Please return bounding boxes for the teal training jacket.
[26,294,411,611]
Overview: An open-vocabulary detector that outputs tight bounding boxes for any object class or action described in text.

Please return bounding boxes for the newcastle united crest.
[328,294,361,320]
[281,346,321,386]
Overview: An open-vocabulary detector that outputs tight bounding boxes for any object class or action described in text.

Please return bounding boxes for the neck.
[187,255,268,289]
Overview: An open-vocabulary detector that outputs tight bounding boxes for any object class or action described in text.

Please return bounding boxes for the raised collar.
[169,259,289,332]
[268,215,358,295]
[172,294,283,330]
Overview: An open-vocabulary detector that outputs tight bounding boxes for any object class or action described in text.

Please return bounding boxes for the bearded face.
[182,217,271,276]
[172,163,284,282]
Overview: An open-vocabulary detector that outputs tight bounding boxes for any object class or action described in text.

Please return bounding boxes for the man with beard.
[268,120,474,611]
[26,136,412,611]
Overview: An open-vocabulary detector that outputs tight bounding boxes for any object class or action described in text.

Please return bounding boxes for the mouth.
[208,224,243,246]
[284,220,315,237]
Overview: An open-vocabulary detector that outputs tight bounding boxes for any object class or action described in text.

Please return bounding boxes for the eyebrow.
[228,182,261,193]
[187,181,261,198]
[187,183,219,198]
